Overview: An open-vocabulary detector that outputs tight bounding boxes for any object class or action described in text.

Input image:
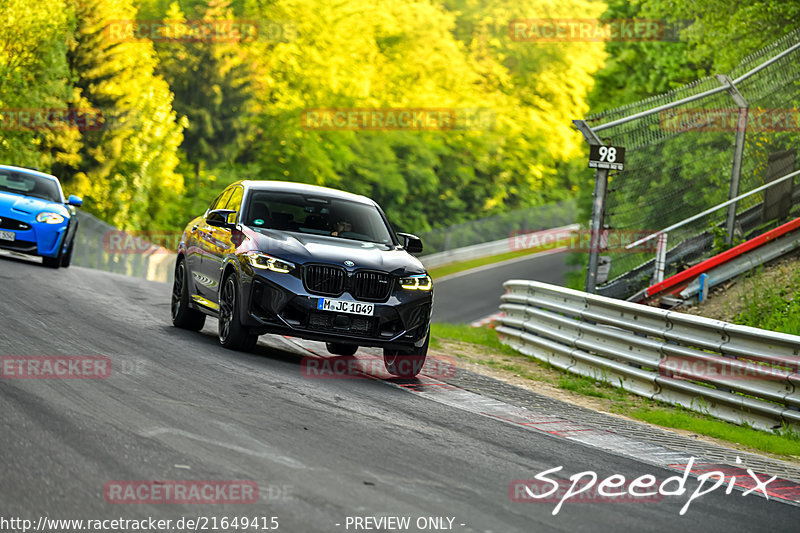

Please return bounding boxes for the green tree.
[0,0,80,171]
[61,0,185,230]
[155,1,255,185]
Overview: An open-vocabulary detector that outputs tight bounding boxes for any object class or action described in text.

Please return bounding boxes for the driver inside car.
[330,219,352,237]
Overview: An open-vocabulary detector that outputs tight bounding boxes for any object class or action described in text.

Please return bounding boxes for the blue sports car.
[0,165,83,268]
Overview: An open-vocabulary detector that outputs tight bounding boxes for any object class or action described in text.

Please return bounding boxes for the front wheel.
[60,239,74,268]
[42,253,62,269]
[383,332,429,378]
[171,259,206,331]
[42,233,66,268]
[218,274,258,352]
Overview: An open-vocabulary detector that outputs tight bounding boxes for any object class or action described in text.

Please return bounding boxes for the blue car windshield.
[0,171,61,203]
[245,191,394,245]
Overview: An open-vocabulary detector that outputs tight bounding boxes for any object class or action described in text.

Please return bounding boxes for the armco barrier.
[419,224,579,269]
[497,280,800,432]
[72,211,176,283]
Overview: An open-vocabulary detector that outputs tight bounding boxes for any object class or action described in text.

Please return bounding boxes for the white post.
[654,233,668,283]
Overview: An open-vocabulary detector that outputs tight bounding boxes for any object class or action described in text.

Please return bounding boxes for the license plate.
[0,230,15,241]
[317,298,374,316]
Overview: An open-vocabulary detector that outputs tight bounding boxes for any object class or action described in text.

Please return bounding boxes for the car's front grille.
[304,265,393,301]
[351,271,391,301]
[0,240,37,253]
[0,216,31,231]
[304,265,346,296]
[308,311,375,335]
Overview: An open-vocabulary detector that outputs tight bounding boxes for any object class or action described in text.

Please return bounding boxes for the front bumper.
[242,271,432,350]
[0,216,66,257]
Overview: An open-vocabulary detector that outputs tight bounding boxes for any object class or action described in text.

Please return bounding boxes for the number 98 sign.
[589,144,625,170]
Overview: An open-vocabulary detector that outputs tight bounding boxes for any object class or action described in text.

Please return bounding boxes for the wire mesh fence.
[581,27,800,299]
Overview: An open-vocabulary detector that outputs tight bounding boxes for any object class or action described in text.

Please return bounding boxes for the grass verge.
[736,262,800,335]
[430,323,800,460]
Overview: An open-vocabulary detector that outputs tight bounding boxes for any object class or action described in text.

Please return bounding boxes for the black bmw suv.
[171,180,433,377]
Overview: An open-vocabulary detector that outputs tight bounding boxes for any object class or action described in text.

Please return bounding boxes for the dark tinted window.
[0,171,61,203]
[245,191,393,244]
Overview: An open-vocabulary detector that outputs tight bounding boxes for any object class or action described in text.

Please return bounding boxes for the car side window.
[208,188,234,215]
[207,192,225,213]
[224,186,244,221]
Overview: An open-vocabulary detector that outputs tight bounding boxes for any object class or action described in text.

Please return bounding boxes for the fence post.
[653,232,668,284]
[573,120,607,293]
[716,75,749,246]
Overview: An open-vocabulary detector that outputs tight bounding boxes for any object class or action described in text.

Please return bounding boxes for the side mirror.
[206,209,237,229]
[397,232,423,254]
[67,195,83,207]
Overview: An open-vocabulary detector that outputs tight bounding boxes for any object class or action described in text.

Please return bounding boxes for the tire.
[383,331,429,378]
[60,239,74,268]
[171,258,206,331]
[42,250,62,269]
[218,274,258,351]
[326,342,358,356]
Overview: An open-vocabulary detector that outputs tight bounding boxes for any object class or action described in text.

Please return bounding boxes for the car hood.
[0,191,68,218]
[246,228,426,274]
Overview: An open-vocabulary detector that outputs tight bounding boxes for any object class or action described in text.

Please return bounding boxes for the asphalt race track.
[432,250,573,324]
[2,255,800,532]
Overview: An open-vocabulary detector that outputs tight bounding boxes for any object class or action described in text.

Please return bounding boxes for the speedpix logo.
[511,457,777,516]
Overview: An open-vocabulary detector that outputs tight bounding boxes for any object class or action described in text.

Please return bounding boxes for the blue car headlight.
[36,212,65,224]
[244,251,295,273]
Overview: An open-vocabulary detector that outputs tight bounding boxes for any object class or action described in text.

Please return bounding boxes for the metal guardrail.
[72,211,175,283]
[497,280,800,432]
[419,224,579,269]
[417,199,576,256]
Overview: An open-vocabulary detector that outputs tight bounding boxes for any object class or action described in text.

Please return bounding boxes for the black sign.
[589,145,625,171]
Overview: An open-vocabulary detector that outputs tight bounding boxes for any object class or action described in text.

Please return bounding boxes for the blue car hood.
[0,191,69,218]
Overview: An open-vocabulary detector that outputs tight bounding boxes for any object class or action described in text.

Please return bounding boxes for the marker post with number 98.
[589,144,625,170]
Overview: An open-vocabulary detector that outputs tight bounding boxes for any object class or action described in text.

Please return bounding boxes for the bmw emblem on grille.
[344,260,355,267]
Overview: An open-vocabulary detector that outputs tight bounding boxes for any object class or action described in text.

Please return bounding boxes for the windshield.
[244,191,394,245]
[0,171,62,203]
